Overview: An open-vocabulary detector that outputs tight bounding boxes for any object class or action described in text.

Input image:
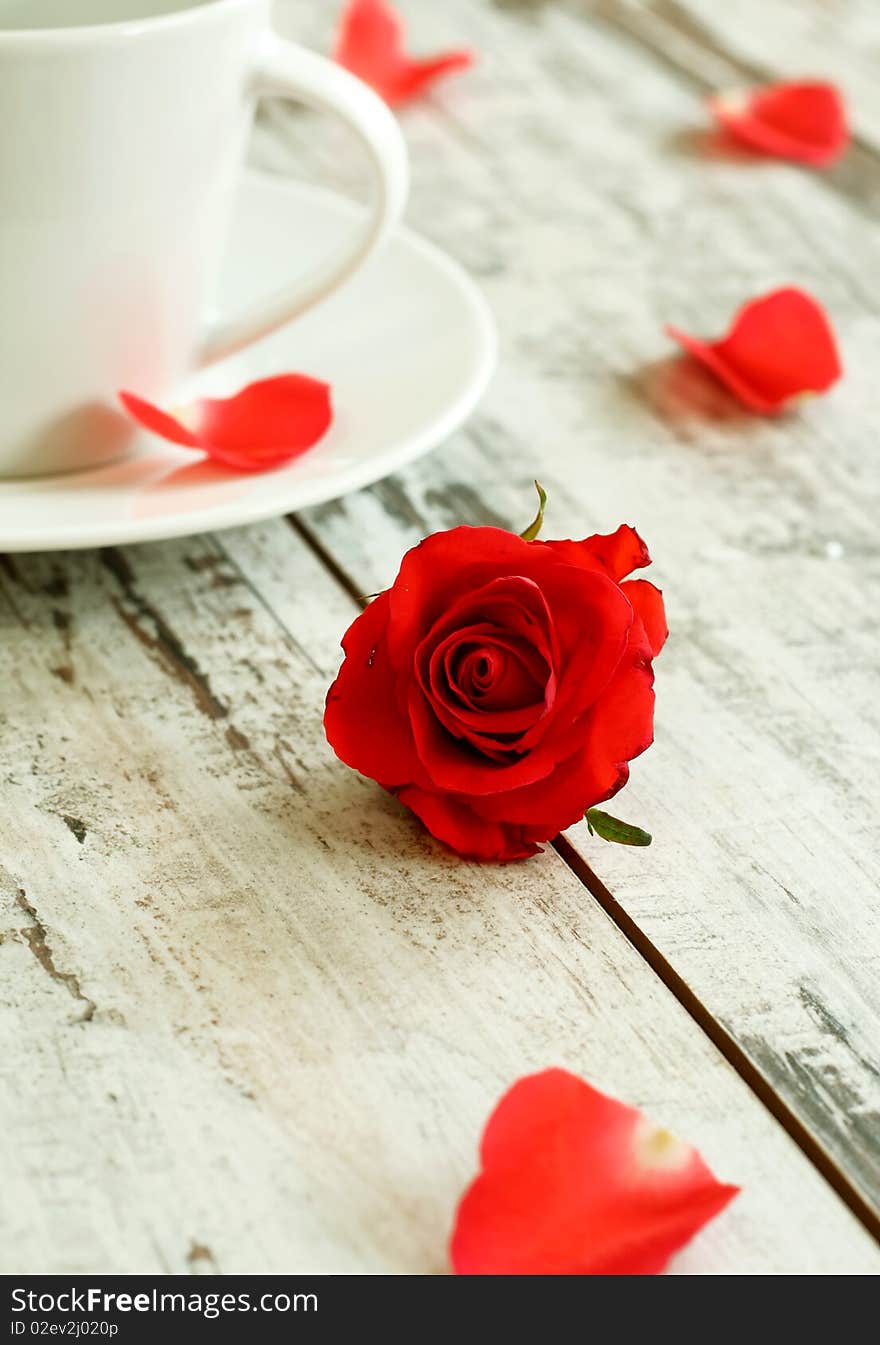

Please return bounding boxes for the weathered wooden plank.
[1,522,878,1273]
[262,0,880,1214]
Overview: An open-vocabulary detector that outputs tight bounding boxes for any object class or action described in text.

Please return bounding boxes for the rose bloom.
[324,524,666,861]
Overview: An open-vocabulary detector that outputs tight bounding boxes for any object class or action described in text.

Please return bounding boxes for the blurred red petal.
[120,375,332,473]
[666,287,842,414]
[450,1069,739,1275]
[710,81,849,167]
[335,0,474,106]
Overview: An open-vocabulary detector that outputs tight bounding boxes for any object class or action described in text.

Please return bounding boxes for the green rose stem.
[519,481,548,541]
[585,809,652,847]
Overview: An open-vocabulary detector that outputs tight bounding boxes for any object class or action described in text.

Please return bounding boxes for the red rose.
[324,523,666,861]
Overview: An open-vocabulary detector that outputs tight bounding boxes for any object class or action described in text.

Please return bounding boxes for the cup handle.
[198,33,409,367]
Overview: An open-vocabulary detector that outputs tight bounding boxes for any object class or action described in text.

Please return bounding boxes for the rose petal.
[425,624,550,744]
[470,619,655,831]
[334,0,474,106]
[324,590,424,789]
[395,785,543,862]
[622,579,668,657]
[415,576,559,750]
[450,1069,739,1275]
[119,375,332,473]
[386,528,547,669]
[442,631,552,717]
[581,628,655,781]
[710,81,849,167]
[666,287,842,414]
[387,528,633,700]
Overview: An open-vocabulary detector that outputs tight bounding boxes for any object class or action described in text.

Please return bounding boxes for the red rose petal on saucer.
[450,1069,739,1275]
[709,81,849,167]
[665,286,842,414]
[120,375,332,473]
[335,0,474,106]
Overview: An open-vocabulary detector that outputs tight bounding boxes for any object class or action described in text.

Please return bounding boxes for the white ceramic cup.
[0,0,409,478]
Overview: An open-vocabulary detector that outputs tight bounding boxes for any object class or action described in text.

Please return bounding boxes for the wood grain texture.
[1,524,878,1273]
[2,0,879,1276]
[262,0,880,1214]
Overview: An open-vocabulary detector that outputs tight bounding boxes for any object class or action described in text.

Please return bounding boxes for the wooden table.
[2,0,879,1274]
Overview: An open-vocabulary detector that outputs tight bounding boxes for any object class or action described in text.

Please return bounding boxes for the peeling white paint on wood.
[1,0,879,1275]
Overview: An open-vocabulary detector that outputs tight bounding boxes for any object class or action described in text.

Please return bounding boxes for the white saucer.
[0,174,496,553]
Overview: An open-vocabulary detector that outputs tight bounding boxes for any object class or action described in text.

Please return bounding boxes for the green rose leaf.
[585,808,652,847]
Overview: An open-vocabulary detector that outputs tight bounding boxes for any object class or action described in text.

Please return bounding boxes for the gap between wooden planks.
[264,0,880,1224]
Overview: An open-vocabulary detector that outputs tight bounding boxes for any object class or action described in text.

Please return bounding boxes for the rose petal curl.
[666,287,842,414]
[119,375,332,473]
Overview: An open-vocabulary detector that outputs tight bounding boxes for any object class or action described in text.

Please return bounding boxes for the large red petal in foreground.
[120,375,332,473]
[451,1069,739,1275]
[666,287,842,414]
[710,81,849,168]
[334,0,474,106]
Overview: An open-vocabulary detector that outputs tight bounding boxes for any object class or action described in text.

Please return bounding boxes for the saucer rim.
[0,172,498,553]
